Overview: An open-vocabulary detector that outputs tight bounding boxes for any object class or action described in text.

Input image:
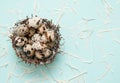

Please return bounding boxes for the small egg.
[14,36,27,46]
[15,24,29,36]
[32,42,42,50]
[35,50,43,59]
[32,42,47,50]
[43,49,51,58]
[47,30,55,41]
[28,28,36,37]
[40,34,48,43]
[37,24,47,34]
[28,17,42,29]
[23,44,35,57]
[31,34,41,42]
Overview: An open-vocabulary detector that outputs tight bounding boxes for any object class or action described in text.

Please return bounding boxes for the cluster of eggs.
[10,16,60,64]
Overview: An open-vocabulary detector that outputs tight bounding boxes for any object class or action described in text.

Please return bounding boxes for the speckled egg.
[23,44,35,57]
[38,24,47,34]
[28,17,42,29]
[43,49,51,58]
[35,50,43,59]
[14,36,27,47]
[15,24,29,36]
[47,30,55,41]
[31,34,41,42]
[32,42,47,50]
[40,34,48,43]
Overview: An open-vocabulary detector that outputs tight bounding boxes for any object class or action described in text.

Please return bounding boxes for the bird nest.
[10,16,61,65]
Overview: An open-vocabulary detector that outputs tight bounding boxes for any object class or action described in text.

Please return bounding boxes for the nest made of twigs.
[10,16,61,65]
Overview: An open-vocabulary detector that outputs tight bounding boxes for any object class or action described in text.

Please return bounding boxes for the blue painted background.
[0,0,120,83]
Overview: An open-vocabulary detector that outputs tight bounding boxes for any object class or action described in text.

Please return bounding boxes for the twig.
[0,47,8,58]
[56,2,66,25]
[69,7,79,15]
[98,28,120,33]
[54,79,68,83]
[40,69,49,80]
[66,63,80,72]
[96,61,112,81]
[33,0,40,14]
[56,11,64,26]
[68,71,87,82]
[79,30,94,39]
[62,51,93,64]
[25,77,41,83]
[103,0,113,13]
[113,39,120,44]
[0,62,9,68]
[82,18,96,22]
[97,28,120,38]
[47,65,63,75]
[6,63,16,83]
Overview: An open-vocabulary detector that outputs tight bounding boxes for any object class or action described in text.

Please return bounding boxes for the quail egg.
[28,17,42,29]
[35,50,43,59]
[47,30,55,41]
[40,34,48,43]
[14,36,27,47]
[32,42,47,50]
[15,24,29,36]
[43,49,51,58]
[31,34,41,42]
[23,44,35,57]
[38,24,47,34]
